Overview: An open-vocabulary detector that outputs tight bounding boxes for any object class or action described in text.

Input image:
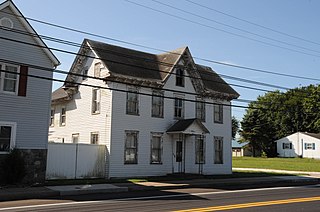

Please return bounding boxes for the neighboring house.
[0,0,59,183]
[49,39,239,178]
[232,140,251,157]
[275,132,320,159]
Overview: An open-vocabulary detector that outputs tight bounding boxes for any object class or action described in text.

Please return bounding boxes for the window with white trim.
[214,104,223,123]
[195,135,205,164]
[283,143,292,149]
[196,98,206,122]
[125,131,138,164]
[214,136,223,164]
[151,133,163,164]
[91,132,99,144]
[174,97,184,119]
[60,107,66,126]
[50,108,55,127]
[305,143,315,150]
[92,89,100,114]
[152,90,164,118]
[72,133,79,143]
[0,63,19,94]
[126,87,139,115]
[0,122,16,152]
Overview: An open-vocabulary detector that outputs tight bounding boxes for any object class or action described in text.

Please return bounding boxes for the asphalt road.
[1,184,320,211]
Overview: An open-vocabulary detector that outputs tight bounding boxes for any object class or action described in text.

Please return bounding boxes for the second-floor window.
[196,98,206,122]
[152,91,164,118]
[174,97,184,119]
[60,107,66,126]
[214,104,223,124]
[92,89,100,114]
[126,87,139,115]
[50,109,55,127]
[0,64,19,94]
[176,68,184,87]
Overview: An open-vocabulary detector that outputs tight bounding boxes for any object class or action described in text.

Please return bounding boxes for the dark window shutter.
[290,143,292,149]
[18,65,28,96]
[282,143,285,149]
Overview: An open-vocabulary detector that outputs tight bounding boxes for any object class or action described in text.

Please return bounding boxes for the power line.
[125,0,320,59]
[184,0,320,47]
[0,29,281,93]
[1,9,319,82]
[151,0,320,55]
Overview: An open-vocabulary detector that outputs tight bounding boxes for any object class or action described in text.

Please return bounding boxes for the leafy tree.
[240,85,320,157]
[232,116,239,140]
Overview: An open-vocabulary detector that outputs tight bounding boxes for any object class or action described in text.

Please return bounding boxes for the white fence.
[46,143,106,179]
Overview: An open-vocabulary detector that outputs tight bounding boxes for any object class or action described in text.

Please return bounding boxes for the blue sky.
[11,0,320,120]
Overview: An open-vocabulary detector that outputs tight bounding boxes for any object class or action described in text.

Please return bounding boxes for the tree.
[240,85,320,157]
[232,116,239,140]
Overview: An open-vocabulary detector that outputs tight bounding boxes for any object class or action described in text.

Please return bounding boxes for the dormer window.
[176,68,184,87]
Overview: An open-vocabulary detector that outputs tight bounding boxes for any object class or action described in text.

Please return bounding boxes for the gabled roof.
[232,140,249,148]
[301,132,320,140]
[0,0,60,66]
[166,118,209,134]
[51,87,70,104]
[63,39,239,100]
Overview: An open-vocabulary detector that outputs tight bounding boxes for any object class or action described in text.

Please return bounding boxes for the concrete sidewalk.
[1,174,320,201]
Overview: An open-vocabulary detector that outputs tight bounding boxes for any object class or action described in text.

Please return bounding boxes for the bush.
[1,149,26,184]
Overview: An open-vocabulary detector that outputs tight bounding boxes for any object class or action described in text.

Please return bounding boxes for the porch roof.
[166,118,209,135]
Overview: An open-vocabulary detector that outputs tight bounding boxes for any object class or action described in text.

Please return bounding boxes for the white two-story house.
[0,0,60,183]
[49,39,239,178]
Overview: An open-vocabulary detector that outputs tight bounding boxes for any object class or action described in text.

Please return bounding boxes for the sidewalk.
[1,172,320,201]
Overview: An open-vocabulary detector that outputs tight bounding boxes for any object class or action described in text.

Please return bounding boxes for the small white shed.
[275,132,320,159]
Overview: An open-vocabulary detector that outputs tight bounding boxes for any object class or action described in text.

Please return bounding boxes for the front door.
[174,140,184,173]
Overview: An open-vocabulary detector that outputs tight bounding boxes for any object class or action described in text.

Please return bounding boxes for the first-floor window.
[125,131,138,164]
[50,108,55,127]
[72,133,79,143]
[91,132,99,144]
[283,143,292,149]
[151,133,163,164]
[305,143,315,150]
[214,136,223,164]
[0,122,16,152]
[195,135,205,164]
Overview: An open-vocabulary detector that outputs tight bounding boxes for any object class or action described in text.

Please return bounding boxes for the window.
[174,97,184,119]
[151,133,163,164]
[124,131,138,164]
[50,109,55,127]
[214,136,223,164]
[152,90,164,118]
[126,87,139,115]
[60,107,66,126]
[196,98,206,122]
[94,62,101,77]
[305,143,315,150]
[72,133,79,143]
[283,143,292,149]
[91,132,99,144]
[195,135,205,164]
[214,104,223,123]
[92,89,100,114]
[176,68,184,87]
[82,67,88,80]
[0,122,16,152]
[0,64,19,94]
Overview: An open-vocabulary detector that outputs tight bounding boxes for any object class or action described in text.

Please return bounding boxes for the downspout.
[183,134,186,173]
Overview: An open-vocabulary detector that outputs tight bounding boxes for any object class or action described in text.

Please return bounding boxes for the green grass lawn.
[233,157,320,172]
